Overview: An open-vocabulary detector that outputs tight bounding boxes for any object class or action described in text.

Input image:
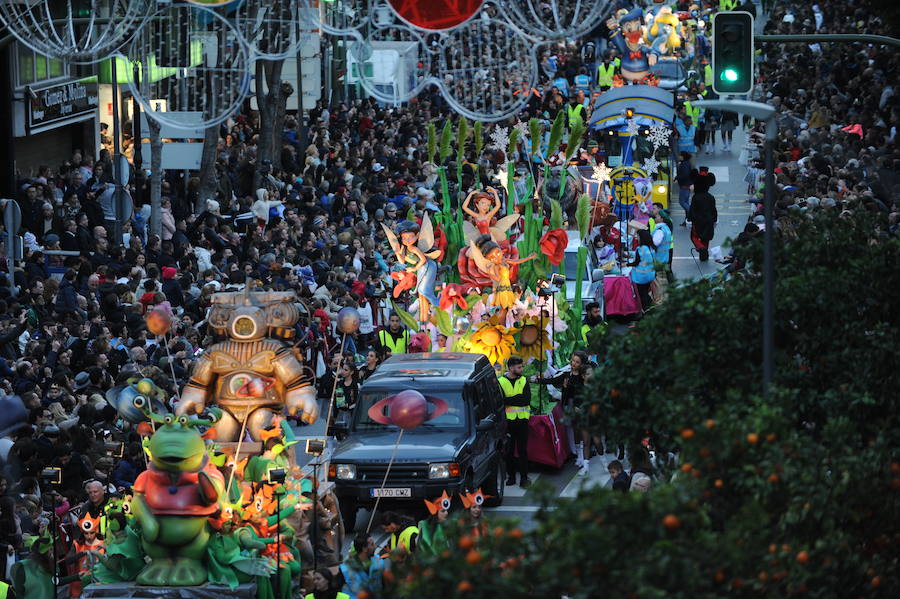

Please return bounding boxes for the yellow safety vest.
[567,104,585,127]
[597,62,617,87]
[389,525,419,552]
[704,64,713,87]
[378,328,408,354]
[649,217,675,250]
[0,581,8,599]
[581,323,591,344]
[306,594,349,599]
[684,101,702,123]
[498,376,530,419]
[719,0,738,11]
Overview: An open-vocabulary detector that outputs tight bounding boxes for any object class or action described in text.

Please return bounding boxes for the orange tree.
[393,212,899,598]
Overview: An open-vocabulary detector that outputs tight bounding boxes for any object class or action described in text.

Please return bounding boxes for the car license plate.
[370,488,411,498]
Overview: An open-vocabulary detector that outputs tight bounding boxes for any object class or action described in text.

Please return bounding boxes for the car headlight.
[335,464,356,480]
[428,463,460,479]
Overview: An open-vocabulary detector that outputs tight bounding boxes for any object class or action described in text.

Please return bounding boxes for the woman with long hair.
[305,567,348,599]
[535,350,595,474]
[359,349,380,382]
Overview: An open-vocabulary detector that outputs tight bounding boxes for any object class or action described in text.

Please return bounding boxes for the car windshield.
[563,251,590,281]
[352,390,468,431]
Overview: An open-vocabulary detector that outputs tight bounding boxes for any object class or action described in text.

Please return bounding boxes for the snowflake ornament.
[647,124,672,150]
[513,121,529,140]
[641,156,661,175]
[625,118,640,136]
[592,162,612,183]
[489,126,510,151]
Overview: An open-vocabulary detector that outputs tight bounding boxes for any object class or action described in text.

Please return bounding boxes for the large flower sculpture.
[458,240,520,291]
[516,315,551,363]
[539,228,568,266]
[439,284,469,311]
[465,316,517,365]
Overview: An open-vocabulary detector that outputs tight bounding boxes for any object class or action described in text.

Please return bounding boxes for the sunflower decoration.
[516,315,552,363]
[465,315,518,365]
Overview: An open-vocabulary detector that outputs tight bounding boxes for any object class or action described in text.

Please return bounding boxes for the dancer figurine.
[467,235,535,309]
[383,215,441,323]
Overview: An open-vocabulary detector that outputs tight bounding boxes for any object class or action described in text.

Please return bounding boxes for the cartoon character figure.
[131,411,226,585]
[467,234,536,308]
[105,377,167,424]
[382,215,441,323]
[176,289,318,441]
[459,488,490,538]
[206,502,273,592]
[646,8,682,57]
[631,178,655,225]
[70,513,106,597]
[10,530,68,599]
[607,7,659,83]
[462,187,520,244]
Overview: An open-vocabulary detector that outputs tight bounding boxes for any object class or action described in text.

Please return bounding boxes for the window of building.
[15,44,67,88]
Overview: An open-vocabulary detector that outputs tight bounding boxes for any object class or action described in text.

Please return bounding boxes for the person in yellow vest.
[702,59,713,88]
[596,52,619,91]
[500,356,531,487]
[581,302,602,344]
[567,95,586,129]
[376,312,409,357]
[719,0,739,11]
[380,511,419,556]
[306,568,350,599]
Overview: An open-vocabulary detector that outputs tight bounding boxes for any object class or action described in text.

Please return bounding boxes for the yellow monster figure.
[176,289,318,441]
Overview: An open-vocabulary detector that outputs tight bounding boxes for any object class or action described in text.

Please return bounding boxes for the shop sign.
[27,78,99,130]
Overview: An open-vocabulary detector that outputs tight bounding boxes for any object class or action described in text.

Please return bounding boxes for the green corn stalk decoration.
[573,245,587,317]
[549,198,563,230]
[546,110,566,158]
[439,120,453,163]
[576,193,591,240]
[528,118,543,157]
[565,120,586,162]
[426,122,437,165]
[473,121,484,189]
[507,127,520,160]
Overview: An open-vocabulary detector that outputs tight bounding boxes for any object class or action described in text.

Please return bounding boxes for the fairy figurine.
[462,187,520,244]
[467,234,535,309]
[383,215,441,323]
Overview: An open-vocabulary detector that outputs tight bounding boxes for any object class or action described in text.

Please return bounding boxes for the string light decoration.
[122,3,251,129]
[0,0,153,64]
[233,0,316,60]
[502,0,614,41]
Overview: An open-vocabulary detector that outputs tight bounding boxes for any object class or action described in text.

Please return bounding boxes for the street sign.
[141,142,204,170]
[0,199,22,234]
[138,110,206,138]
[114,154,131,186]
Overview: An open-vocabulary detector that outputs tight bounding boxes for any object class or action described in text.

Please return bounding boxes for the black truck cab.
[328,352,507,530]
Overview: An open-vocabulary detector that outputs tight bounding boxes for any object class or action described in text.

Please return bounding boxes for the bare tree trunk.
[272,81,294,171]
[149,118,162,238]
[196,124,219,213]
[254,58,285,189]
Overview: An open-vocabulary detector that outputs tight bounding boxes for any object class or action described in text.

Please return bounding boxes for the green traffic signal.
[712,12,754,94]
[722,68,739,82]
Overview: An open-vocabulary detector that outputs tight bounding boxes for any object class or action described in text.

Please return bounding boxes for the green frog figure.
[132,411,225,586]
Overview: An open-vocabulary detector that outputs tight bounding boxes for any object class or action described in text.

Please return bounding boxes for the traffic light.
[712,11,754,95]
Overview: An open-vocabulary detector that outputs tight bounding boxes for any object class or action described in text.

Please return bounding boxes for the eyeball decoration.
[424,490,453,515]
[367,389,449,430]
[459,488,490,508]
[78,513,102,534]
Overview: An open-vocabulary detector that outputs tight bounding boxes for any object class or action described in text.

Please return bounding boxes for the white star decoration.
[592,162,612,183]
[625,118,640,136]
[647,124,672,149]
[641,156,661,175]
[489,126,510,151]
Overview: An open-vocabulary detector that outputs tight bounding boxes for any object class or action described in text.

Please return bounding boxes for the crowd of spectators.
[0,0,896,593]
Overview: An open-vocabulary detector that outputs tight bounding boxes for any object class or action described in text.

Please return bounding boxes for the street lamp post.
[695,99,777,396]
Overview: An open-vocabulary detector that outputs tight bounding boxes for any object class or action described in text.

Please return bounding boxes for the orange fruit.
[891,462,900,474]
[590,403,601,415]
[465,550,483,565]
[691,469,701,478]
[662,514,681,531]
[714,479,724,488]
[768,544,778,554]
[705,419,716,429]
[714,570,726,583]
[681,463,693,473]
[699,447,712,458]
[458,580,473,592]
[681,428,695,440]
[508,528,524,540]
[796,550,809,564]
[610,388,621,398]
[871,576,882,588]
[781,544,791,553]
[458,536,474,551]
[747,433,759,444]
[493,526,505,538]
[768,473,780,484]
[766,433,777,442]
[758,570,769,583]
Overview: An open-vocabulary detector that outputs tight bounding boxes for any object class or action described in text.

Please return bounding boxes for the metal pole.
[762,115,777,396]
[311,461,318,571]
[110,58,124,245]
